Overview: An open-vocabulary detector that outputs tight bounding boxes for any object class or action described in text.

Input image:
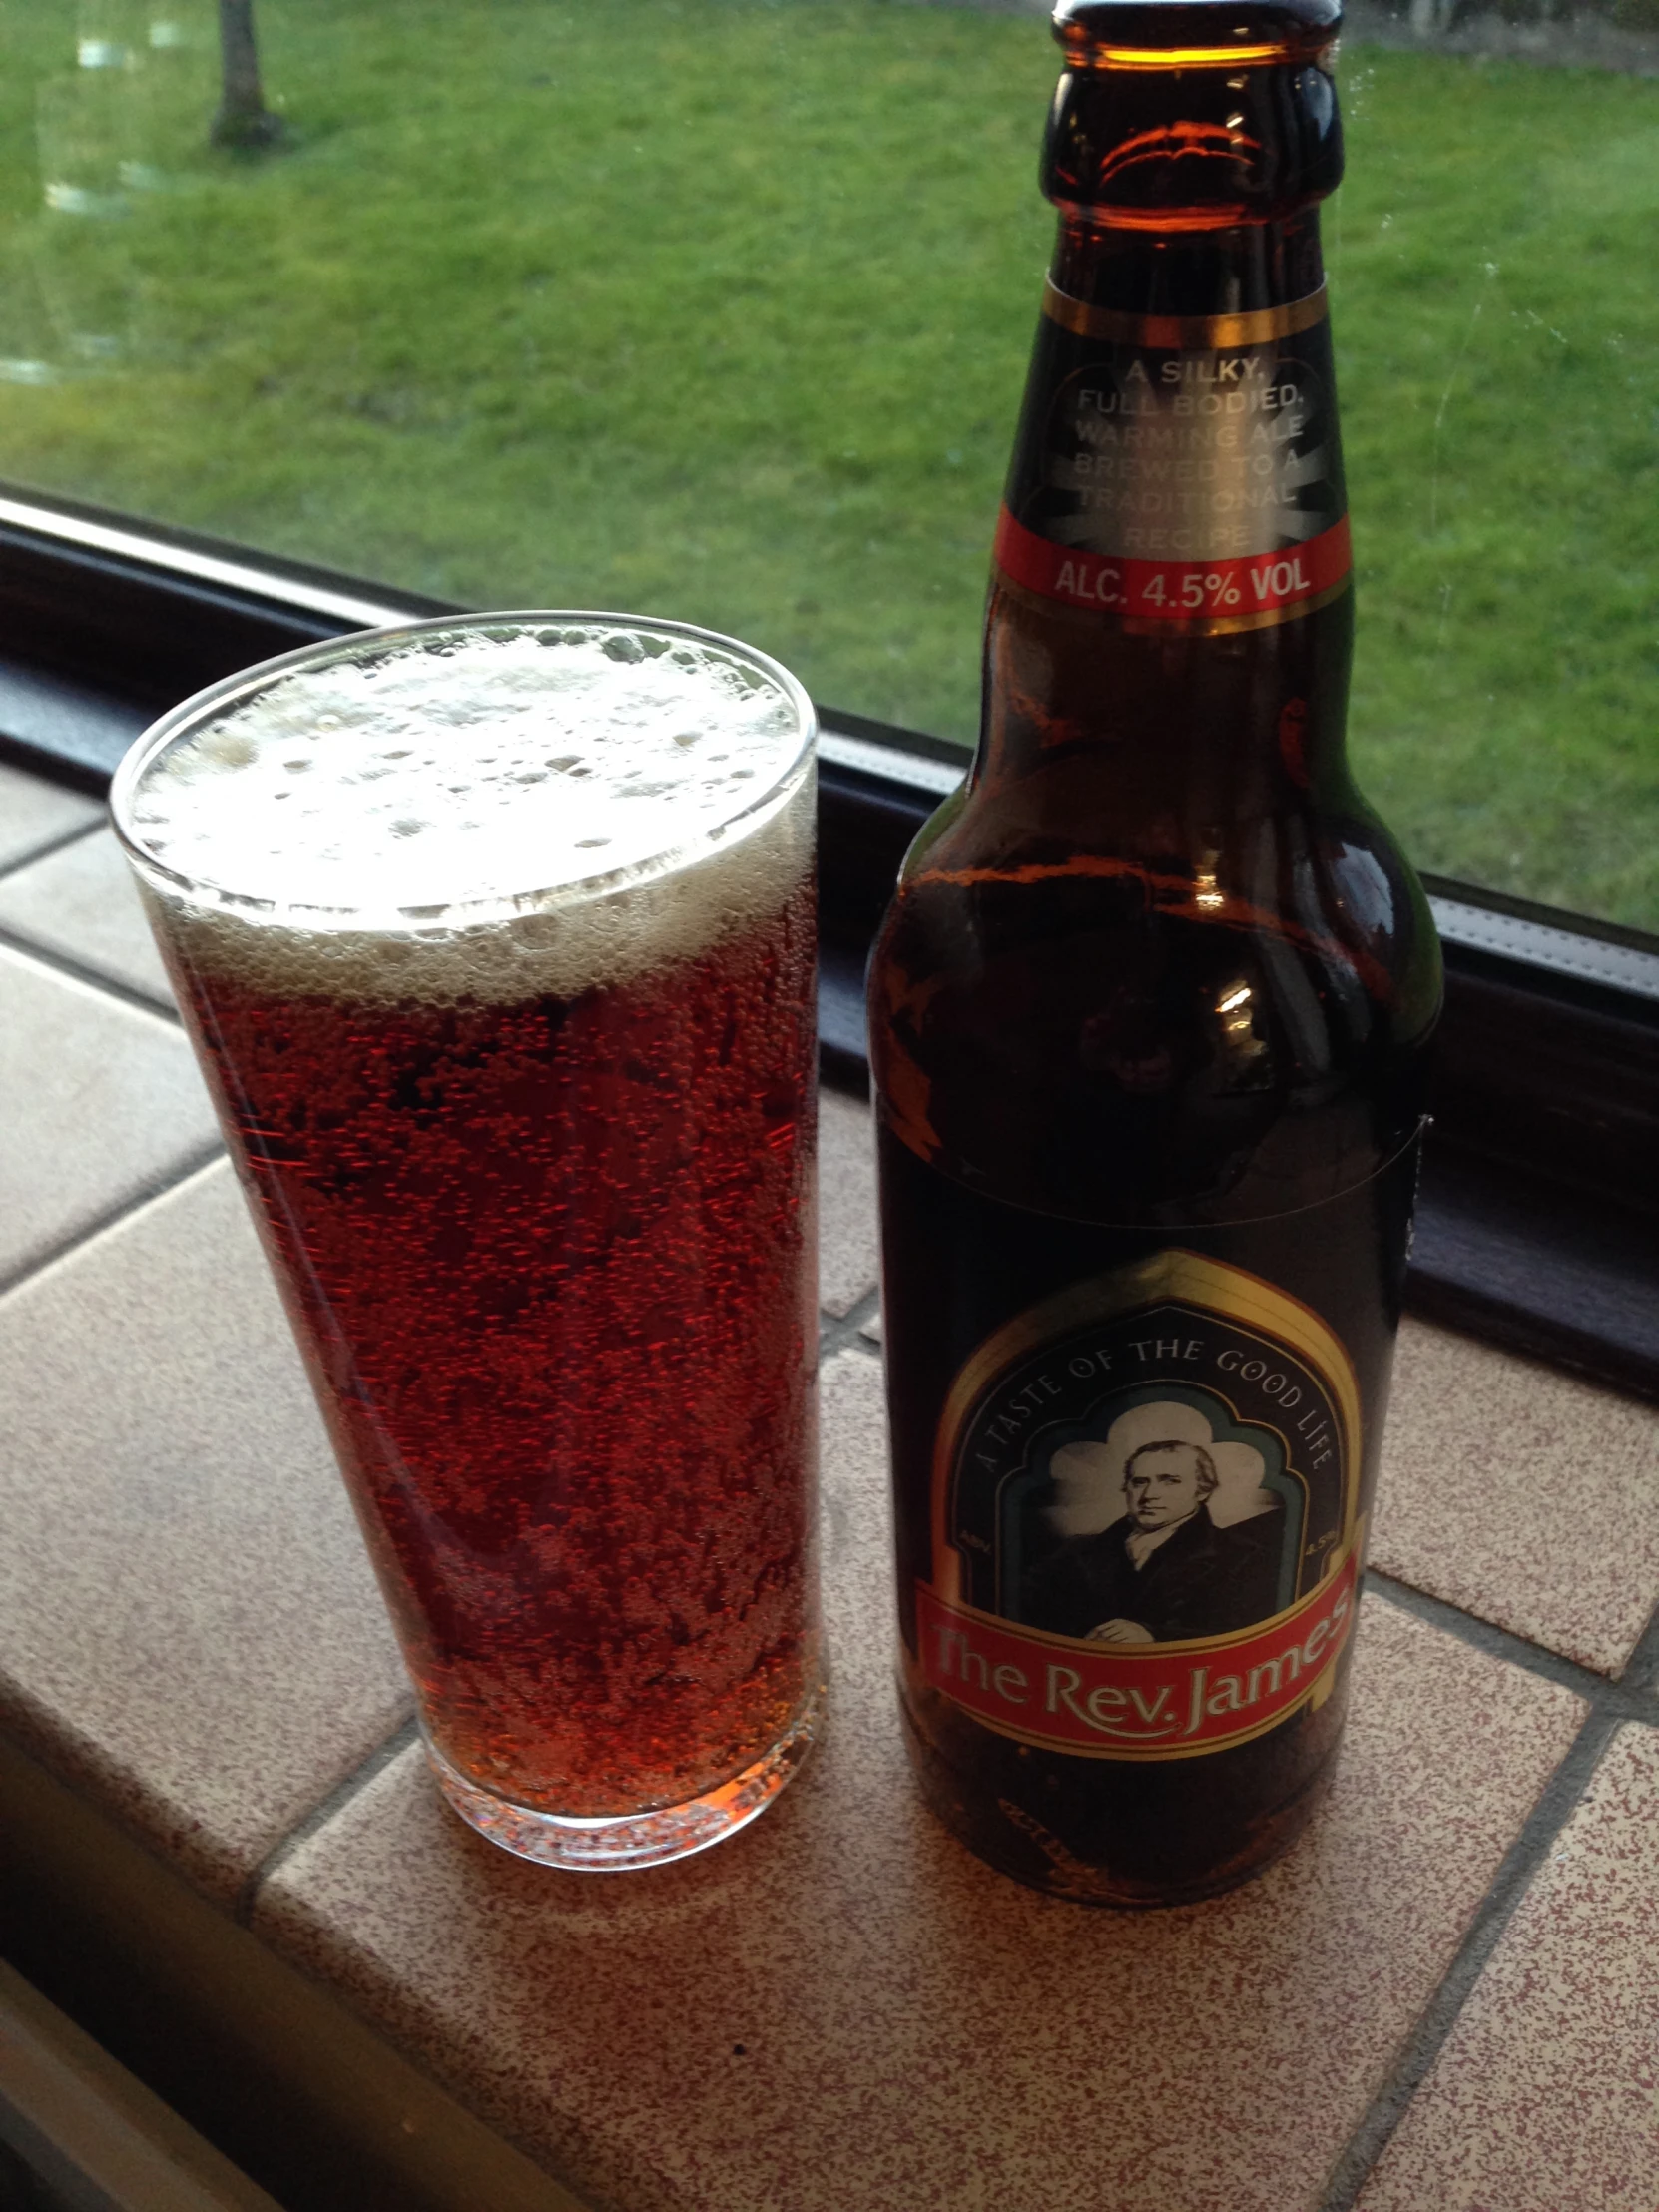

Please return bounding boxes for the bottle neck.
[973,590,1356,824]
[974,190,1352,813]
[1050,210,1328,320]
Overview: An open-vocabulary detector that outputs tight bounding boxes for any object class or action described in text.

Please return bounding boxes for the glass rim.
[108,608,818,929]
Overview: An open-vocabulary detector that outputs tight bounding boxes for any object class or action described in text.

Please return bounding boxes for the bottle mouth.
[1043,0,1344,221]
[1054,0,1341,66]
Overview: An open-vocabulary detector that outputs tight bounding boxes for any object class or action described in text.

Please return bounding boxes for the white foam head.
[113,615,816,1003]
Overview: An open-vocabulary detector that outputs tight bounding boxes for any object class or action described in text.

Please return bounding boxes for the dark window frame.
[3,483,1654,1399]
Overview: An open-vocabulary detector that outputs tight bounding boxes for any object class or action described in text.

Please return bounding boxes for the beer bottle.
[867,0,1441,1905]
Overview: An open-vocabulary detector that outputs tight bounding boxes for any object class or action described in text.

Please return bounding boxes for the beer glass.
[112,614,822,1870]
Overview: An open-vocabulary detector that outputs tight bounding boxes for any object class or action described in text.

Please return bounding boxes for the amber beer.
[113,615,822,1870]
[869,0,1441,1903]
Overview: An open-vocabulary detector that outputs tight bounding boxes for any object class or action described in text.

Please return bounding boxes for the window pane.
[1,0,1654,932]
[0,0,1048,744]
[1332,27,1659,935]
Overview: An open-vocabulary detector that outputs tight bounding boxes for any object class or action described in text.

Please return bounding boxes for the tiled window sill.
[3,760,1658,2212]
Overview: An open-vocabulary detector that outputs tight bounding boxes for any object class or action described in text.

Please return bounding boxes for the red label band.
[917,1547,1358,1760]
[994,506,1352,624]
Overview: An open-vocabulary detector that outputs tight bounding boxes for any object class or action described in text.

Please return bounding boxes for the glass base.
[422,1690,822,1871]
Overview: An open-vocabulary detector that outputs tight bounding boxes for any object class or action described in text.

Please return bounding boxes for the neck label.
[996,282,1350,632]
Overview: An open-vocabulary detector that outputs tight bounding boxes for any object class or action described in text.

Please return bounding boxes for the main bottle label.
[917,1248,1363,1762]
[994,283,1350,631]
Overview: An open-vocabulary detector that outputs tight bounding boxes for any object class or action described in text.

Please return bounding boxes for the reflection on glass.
[37,62,139,363]
[0,0,1653,930]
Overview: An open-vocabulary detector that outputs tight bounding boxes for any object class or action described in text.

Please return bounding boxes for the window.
[3,0,1656,932]
[1331,26,1659,935]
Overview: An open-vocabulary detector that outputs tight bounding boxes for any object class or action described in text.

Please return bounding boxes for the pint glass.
[112,614,822,1870]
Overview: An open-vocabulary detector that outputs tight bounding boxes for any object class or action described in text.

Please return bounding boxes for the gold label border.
[906,1647,1344,1763]
[912,1527,1360,1763]
[929,1247,1364,1612]
[1041,279,1329,352]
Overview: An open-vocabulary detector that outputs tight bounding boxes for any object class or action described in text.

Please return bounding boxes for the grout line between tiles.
[237,1713,420,1925]
[1365,1568,1659,1722]
[818,1284,881,1363]
[1315,1704,1626,2212]
[0,920,178,1023]
[1608,1588,1659,1698]
[0,1141,225,1303]
[0,817,104,885]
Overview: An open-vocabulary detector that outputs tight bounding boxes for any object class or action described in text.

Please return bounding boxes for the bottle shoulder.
[891,772,1438,984]
[868,782,1441,1225]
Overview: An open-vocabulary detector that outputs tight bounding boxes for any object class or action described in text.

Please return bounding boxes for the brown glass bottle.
[867,0,1441,1906]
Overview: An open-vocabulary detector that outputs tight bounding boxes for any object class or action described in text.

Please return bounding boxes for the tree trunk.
[212,0,285,151]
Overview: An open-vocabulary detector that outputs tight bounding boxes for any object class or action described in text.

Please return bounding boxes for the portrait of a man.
[1018,1407,1287,1645]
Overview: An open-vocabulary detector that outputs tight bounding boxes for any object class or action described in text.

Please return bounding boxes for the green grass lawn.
[1,0,1655,927]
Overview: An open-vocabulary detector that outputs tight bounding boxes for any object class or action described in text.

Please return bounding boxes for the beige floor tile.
[819,1086,878,1316]
[0,763,101,873]
[0,827,173,1005]
[1372,1318,1659,1675]
[0,944,221,1284]
[254,1350,1585,2212]
[0,1162,411,1903]
[1357,1719,1659,2212]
